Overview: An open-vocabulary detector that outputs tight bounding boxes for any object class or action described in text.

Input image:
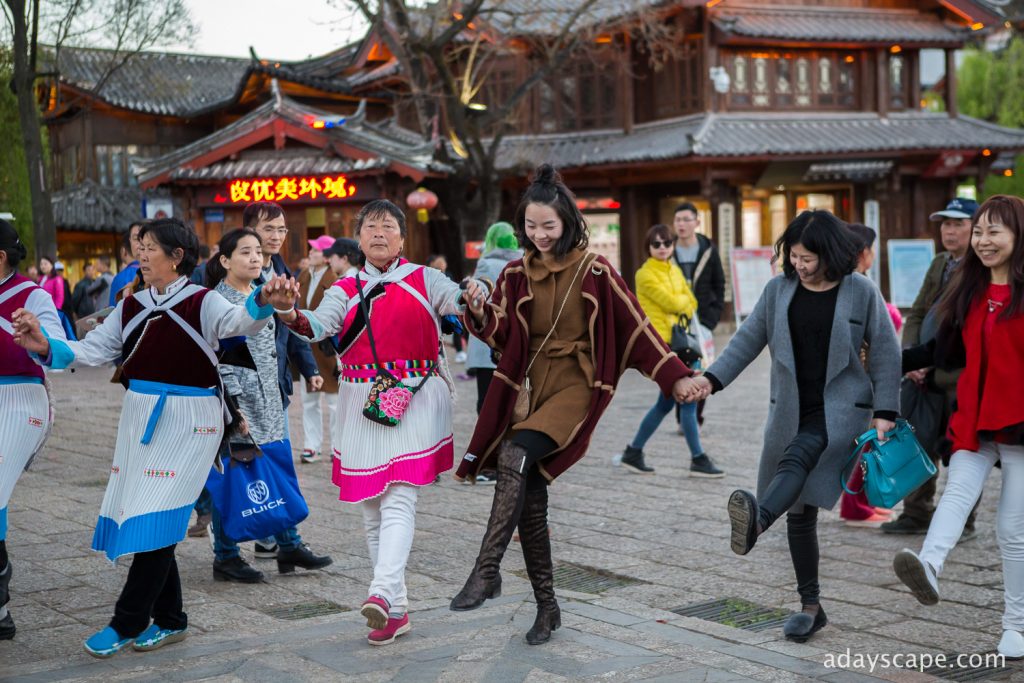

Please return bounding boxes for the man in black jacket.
[671,202,726,330]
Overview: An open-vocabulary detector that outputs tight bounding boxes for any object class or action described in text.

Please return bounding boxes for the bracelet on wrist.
[273,306,296,316]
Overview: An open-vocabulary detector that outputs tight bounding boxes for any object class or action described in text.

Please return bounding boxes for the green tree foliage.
[958,37,1024,199]
[0,50,36,255]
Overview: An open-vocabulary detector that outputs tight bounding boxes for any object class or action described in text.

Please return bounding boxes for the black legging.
[110,544,186,637]
[510,429,556,492]
[475,368,495,415]
[756,418,828,607]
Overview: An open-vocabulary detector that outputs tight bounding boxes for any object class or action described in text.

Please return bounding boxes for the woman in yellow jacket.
[620,224,725,477]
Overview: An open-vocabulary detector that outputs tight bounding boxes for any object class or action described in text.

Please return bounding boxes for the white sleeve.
[199,287,273,344]
[291,285,351,342]
[45,299,126,369]
[422,267,466,317]
[27,289,67,344]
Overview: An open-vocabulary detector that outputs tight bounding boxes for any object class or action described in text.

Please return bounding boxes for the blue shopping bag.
[205,438,309,542]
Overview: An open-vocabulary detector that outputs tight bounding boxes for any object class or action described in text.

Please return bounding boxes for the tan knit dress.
[511,248,594,448]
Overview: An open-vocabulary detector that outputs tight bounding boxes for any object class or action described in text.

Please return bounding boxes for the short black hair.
[242,201,284,228]
[775,210,858,283]
[645,224,675,249]
[138,217,201,277]
[514,164,588,257]
[354,199,407,238]
[674,202,699,217]
[847,223,877,252]
[198,244,211,260]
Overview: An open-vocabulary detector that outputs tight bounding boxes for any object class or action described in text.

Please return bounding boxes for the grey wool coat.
[705,273,901,510]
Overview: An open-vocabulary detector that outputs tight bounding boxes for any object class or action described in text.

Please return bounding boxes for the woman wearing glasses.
[619,224,724,477]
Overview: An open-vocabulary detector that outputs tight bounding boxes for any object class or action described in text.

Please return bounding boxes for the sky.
[165,0,369,61]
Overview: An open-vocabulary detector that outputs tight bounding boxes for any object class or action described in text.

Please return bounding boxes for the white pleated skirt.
[331,376,454,503]
[92,388,222,561]
[0,380,50,540]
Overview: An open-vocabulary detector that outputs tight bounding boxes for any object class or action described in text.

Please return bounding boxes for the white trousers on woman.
[361,483,417,616]
[300,383,338,454]
[918,443,1024,631]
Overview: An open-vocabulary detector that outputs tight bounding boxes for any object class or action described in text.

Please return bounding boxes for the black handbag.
[670,315,703,365]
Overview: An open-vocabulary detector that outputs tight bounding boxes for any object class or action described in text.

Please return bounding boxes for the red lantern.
[407,187,439,223]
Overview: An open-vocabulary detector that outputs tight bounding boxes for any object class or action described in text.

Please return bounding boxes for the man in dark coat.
[671,202,726,331]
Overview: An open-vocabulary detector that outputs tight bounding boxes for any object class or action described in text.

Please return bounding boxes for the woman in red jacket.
[895,194,1024,660]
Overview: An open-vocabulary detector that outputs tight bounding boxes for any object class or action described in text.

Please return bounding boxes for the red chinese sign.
[215,175,358,204]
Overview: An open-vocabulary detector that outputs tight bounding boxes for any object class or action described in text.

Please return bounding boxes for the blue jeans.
[630,392,704,458]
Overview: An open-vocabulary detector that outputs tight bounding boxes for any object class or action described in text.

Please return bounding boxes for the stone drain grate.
[670,597,792,632]
[263,600,350,621]
[515,562,643,594]
[920,653,1012,682]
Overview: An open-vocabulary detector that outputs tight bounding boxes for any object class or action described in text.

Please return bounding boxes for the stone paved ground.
[1,335,1021,682]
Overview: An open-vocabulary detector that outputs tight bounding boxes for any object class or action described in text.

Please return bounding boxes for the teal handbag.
[840,419,937,509]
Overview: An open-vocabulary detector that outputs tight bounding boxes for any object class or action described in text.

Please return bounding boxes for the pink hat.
[307,235,336,252]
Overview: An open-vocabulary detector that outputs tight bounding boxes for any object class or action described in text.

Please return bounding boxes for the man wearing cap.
[881,197,981,537]
[297,235,341,464]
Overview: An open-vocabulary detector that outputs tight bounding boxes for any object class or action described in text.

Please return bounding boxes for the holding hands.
[462,278,488,322]
[261,275,300,320]
[673,374,712,403]
[10,308,50,357]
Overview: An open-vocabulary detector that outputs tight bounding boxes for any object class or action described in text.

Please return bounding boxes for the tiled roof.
[691,112,1024,157]
[134,92,446,186]
[49,46,354,118]
[498,112,1024,170]
[51,179,151,232]
[50,47,252,117]
[712,6,965,46]
[168,148,388,181]
[495,114,704,171]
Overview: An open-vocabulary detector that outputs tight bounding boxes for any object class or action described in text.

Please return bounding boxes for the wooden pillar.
[877,48,889,118]
[622,34,634,134]
[945,48,958,118]
[618,185,643,290]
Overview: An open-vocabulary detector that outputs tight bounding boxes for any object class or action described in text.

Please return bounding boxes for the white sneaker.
[998,630,1024,660]
[893,549,940,606]
[454,351,467,363]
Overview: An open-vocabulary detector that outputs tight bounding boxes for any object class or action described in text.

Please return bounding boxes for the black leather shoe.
[783,605,827,643]
[213,556,264,583]
[277,544,333,573]
[0,610,14,640]
[727,490,759,555]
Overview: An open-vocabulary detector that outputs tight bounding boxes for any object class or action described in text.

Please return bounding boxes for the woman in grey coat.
[683,211,901,643]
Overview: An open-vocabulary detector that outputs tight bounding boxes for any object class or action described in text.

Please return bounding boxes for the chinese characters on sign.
[219,175,358,204]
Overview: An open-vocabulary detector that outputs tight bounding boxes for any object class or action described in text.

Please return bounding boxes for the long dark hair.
[206,228,262,288]
[774,210,858,283]
[514,164,588,257]
[938,194,1024,327]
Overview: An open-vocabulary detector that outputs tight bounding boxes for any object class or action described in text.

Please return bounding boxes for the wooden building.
[41,0,1024,304]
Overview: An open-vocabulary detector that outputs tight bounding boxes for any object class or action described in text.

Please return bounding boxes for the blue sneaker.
[132,624,187,651]
[83,626,134,658]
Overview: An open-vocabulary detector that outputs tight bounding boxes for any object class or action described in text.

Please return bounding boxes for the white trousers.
[918,443,1024,631]
[300,383,338,454]
[361,483,418,615]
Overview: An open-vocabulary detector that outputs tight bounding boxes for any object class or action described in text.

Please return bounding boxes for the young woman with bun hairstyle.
[895,194,1024,659]
[452,164,698,644]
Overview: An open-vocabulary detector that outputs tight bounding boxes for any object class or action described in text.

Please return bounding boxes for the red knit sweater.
[947,284,1024,452]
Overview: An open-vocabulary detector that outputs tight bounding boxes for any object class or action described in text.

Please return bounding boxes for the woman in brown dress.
[451,164,697,644]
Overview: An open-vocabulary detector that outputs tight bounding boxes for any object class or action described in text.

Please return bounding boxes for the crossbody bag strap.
[523,253,592,378]
[691,247,713,286]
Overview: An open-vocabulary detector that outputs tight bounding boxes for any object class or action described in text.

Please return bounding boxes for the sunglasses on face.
[650,240,674,248]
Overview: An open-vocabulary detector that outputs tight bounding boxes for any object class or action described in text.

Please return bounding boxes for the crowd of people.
[2,163,1023,662]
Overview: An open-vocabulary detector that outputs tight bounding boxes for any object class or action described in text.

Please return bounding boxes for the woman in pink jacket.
[37,257,65,310]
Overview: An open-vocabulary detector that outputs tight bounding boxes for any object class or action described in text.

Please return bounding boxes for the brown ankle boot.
[450,441,530,611]
[519,485,560,645]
